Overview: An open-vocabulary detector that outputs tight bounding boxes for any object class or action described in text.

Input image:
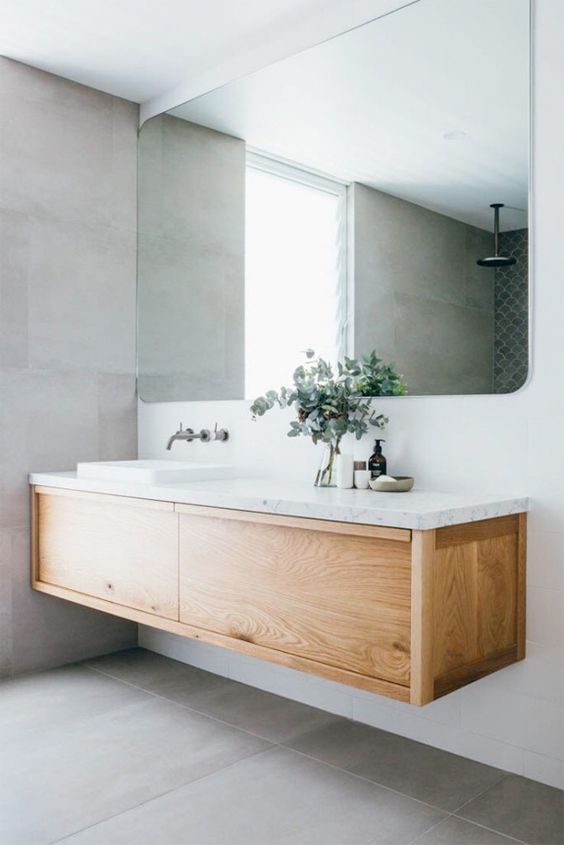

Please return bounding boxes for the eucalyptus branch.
[250,349,406,450]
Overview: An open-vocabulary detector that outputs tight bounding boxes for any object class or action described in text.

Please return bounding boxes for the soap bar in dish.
[369,475,414,492]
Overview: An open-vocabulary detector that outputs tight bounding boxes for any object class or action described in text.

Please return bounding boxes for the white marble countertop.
[29,471,529,531]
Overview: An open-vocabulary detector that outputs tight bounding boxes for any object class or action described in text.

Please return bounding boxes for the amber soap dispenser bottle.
[368,439,387,479]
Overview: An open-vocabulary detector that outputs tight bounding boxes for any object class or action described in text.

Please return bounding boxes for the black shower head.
[477,254,517,268]
[477,203,516,268]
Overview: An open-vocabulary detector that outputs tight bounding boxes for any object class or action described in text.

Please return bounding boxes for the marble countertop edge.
[28,471,529,531]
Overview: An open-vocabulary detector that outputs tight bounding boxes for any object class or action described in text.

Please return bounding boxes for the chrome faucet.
[166,422,228,450]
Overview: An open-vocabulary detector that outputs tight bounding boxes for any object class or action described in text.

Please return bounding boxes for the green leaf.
[249,347,405,442]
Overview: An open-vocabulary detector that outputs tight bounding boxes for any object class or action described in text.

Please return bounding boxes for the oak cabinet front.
[178,504,412,688]
[34,488,178,620]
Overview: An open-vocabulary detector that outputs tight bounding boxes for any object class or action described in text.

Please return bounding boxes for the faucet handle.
[213,423,229,442]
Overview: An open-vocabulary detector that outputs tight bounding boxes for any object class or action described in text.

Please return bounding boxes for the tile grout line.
[449,771,512,818]
[450,815,531,845]
[403,785,530,845]
[276,744,455,816]
[83,662,284,744]
[448,770,510,815]
[49,745,278,845]
[399,766,535,845]
[403,813,458,845]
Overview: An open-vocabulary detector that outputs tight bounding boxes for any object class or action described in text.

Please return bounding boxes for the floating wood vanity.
[29,476,528,705]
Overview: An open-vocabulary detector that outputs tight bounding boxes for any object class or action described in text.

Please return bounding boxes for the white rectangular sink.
[76,460,235,484]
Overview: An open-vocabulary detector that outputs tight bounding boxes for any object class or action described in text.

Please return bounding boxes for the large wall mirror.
[138,0,530,402]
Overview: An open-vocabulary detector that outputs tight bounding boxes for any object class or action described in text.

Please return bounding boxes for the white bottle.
[336,452,354,489]
[353,460,370,489]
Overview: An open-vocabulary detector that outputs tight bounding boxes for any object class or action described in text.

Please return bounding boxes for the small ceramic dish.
[369,476,414,493]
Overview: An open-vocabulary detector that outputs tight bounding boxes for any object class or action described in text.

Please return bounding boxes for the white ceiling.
[1,0,529,231]
[172,0,530,231]
[0,0,399,104]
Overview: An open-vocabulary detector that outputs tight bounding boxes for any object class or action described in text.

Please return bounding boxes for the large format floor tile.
[458,775,564,845]
[286,717,506,812]
[87,647,340,743]
[2,651,562,845]
[0,688,269,844]
[63,746,446,845]
[0,664,147,745]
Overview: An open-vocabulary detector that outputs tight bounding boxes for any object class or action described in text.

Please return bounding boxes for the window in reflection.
[245,154,347,398]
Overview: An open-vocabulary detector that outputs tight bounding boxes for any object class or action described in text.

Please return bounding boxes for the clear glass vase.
[314,443,338,487]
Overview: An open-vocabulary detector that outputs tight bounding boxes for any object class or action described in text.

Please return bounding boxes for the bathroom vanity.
[29,474,528,706]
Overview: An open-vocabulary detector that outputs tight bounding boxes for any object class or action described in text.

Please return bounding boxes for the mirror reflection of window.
[244,155,347,398]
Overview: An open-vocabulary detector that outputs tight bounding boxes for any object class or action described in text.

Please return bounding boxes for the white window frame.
[246,150,349,364]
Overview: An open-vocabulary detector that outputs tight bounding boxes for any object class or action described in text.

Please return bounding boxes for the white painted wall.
[138,0,564,789]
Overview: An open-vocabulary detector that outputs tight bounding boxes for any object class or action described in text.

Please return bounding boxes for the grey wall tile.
[0,369,99,529]
[392,293,494,395]
[0,210,29,368]
[109,98,139,233]
[0,55,113,114]
[352,183,495,395]
[0,531,14,675]
[0,59,130,232]
[27,218,136,373]
[465,226,496,311]
[97,373,137,460]
[0,57,138,676]
[138,113,245,402]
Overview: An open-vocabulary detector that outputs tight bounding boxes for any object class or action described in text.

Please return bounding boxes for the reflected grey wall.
[138,115,245,401]
[494,228,529,393]
[351,184,495,394]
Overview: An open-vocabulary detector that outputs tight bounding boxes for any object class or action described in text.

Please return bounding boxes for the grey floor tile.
[0,693,269,844]
[286,719,505,812]
[412,815,523,844]
[85,646,228,696]
[62,746,446,845]
[458,775,564,845]
[0,663,149,745]
[87,647,340,743]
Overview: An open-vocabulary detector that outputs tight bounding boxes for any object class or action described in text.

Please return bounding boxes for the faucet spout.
[166,423,206,450]
[166,422,228,450]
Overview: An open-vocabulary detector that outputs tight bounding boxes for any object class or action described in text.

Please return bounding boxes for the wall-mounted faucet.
[166,422,229,450]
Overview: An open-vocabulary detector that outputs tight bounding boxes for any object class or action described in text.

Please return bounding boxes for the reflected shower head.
[477,254,517,268]
[477,203,516,268]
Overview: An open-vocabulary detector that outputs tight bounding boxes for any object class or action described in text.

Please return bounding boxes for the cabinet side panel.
[432,516,524,698]
[477,534,518,655]
[410,530,435,705]
[433,542,480,678]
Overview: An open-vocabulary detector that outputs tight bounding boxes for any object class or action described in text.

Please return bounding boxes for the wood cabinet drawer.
[35,488,178,620]
[178,505,412,686]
